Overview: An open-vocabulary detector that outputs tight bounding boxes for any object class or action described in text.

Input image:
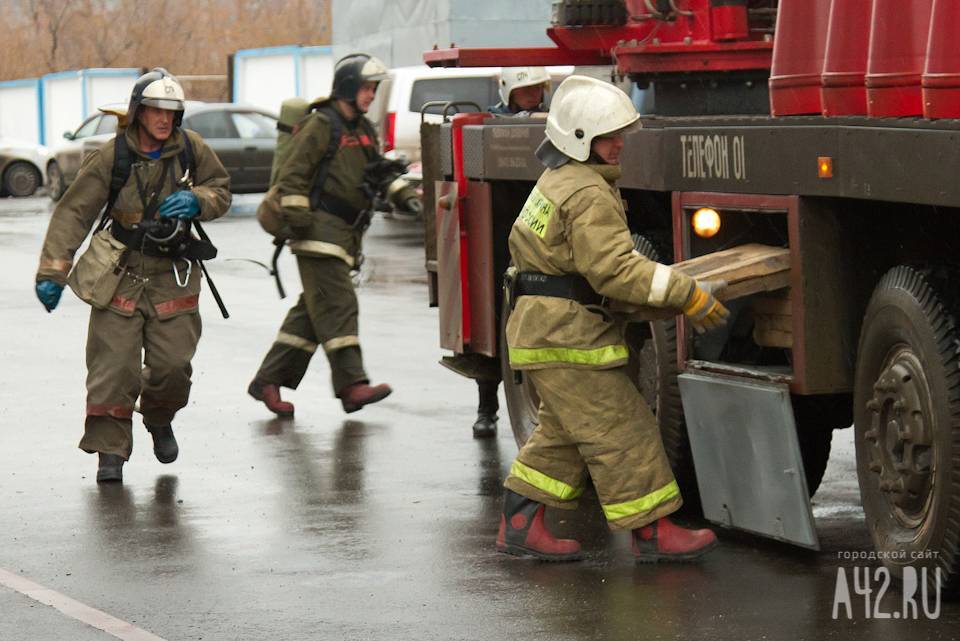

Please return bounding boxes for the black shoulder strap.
[308,106,344,210]
[177,127,196,183]
[95,134,131,231]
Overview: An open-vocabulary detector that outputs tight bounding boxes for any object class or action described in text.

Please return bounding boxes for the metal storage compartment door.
[678,372,820,549]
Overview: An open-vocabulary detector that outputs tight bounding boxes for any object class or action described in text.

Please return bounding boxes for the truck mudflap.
[678,371,820,550]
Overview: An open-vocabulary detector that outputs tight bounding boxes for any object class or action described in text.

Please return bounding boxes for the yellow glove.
[683,280,730,334]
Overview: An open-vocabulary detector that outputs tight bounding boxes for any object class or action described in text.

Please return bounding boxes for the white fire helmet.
[138,72,184,112]
[544,75,640,162]
[498,66,550,105]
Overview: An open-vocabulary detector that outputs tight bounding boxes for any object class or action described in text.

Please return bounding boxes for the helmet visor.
[141,98,184,111]
[598,115,642,138]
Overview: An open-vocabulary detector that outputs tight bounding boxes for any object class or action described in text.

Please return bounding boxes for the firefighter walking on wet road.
[248,53,421,418]
[34,68,231,483]
[497,75,728,562]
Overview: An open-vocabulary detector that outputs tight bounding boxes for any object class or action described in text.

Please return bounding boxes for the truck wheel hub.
[864,347,934,528]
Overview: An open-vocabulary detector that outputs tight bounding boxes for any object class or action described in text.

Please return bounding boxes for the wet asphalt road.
[1,194,957,641]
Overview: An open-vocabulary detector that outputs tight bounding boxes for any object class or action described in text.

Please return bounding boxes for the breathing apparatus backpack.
[256,97,356,298]
[256,97,344,239]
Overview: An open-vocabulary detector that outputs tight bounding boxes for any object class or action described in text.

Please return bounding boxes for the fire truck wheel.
[854,265,960,592]
[626,316,699,513]
[500,307,541,447]
[627,234,698,512]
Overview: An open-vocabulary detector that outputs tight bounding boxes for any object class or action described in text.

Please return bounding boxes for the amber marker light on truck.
[692,207,721,238]
[818,156,834,178]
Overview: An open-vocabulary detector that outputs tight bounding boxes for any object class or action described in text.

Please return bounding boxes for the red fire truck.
[420,0,960,591]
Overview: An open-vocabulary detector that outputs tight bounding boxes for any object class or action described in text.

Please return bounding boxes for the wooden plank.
[720,271,791,300]
[753,327,793,348]
[672,243,791,301]
[754,313,793,333]
[619,244,791,321]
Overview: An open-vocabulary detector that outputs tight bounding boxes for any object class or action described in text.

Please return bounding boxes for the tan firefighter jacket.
[276,99,417,267]
[506,160,695,370]
[36,125,231,319]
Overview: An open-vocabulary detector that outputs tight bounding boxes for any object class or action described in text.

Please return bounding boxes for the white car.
[365,65,571,219]
[366,65,502,167]
[0,140,50,197]
[367,65,574,165]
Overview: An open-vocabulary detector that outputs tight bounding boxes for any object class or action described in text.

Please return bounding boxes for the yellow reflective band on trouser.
[601,481,680,522]
[323,335,360,353]
[508,344,629,367]
[276,331,318,354]
[510,460,583,501]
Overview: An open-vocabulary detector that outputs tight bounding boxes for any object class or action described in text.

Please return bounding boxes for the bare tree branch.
[0,0,332,94]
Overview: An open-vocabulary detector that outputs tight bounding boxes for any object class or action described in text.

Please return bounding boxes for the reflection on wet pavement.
[0,198,956,640]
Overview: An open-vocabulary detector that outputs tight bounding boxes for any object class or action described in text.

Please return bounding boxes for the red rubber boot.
[339,382,392,413]
[631,517,718,563]
[496,490,582,561]
[248,380,295,417]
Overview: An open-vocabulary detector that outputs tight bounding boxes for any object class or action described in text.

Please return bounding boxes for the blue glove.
[158,190,200,220]
[36,280,64,312]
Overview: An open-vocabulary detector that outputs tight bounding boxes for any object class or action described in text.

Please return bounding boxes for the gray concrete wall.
[332,0,553,67]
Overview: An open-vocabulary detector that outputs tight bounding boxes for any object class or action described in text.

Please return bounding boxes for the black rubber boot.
[472,380,499,439]
[472,413,497,438]
[96,453,124,483]
[146,424,179,464]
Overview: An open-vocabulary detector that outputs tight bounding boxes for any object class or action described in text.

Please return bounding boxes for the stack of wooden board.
[621,243,791,327]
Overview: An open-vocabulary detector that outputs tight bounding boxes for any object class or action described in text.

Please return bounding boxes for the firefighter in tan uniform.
[497,76,729,562]
[34,69,231,483]
[248,54,420,417]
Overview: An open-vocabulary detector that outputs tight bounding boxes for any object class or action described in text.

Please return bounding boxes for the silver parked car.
[0,140,51,197]
[49,101,277,200]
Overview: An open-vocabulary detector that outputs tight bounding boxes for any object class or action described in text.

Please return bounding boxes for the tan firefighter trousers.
[80,296,201,460]
[504,366,682,531]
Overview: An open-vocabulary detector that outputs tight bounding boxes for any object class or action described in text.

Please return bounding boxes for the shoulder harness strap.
[96,134,131,230]
[177,127,196,183]
[308,106,345,210]
[99,128,195,230]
